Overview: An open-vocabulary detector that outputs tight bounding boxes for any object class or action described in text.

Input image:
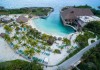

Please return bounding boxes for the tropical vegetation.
[73,43,100,70]
[83,21,100,39]
[75,31,96,48]
[0,59,43,70]
[0,7,53,16]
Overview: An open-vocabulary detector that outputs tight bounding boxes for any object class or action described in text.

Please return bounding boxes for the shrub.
[0,60,43,70]
[91,40,95,43]
[63,38,71,45]
[53,49,61,54]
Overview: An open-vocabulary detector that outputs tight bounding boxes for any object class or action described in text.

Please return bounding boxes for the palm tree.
[28,38,37,47]
[21,36,26,43]
[63,38,71,45]
[41,34,49,41]
[15,26,20,31]
[24,48,35,58]
[4,34,12,43]
[42,45,46,51]
[29,48,35,57]
[16,31,20,35]
[4,25,13,33]
[30,40,37,47]
[13,35,19,40]
[14,44,20,50]
[36,49,41,54]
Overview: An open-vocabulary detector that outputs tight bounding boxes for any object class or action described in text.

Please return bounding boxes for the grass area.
[73,43,100,70]
[0,7,53,16]
[0,59,43,70]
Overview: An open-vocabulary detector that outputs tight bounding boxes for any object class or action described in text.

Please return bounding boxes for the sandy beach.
[28,18,75,38]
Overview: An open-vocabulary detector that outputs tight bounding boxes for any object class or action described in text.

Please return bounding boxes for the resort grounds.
[0,14,98,66]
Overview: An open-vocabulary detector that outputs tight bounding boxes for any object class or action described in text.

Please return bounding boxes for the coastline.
[28,17,75,38]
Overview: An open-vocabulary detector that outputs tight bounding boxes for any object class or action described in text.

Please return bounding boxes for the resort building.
[78,16,100,27]
[0,16,12,23]
[61,8,100,30]
[16,15,28,23]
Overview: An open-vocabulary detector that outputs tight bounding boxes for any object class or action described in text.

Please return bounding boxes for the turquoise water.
[33,12,75,36]
[0,0,100,36]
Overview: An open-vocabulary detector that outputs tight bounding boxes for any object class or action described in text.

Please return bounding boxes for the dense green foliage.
[53,49,61,54]
[58,31,96,65]
[75,5,92,8]
[75,31,96,48]
[84,21,100,38]
[4,25,13,33]
[92,9,100,17]
[63,38,71,45]
[74,43,100,70]
[0,7,52,16]
[0,60,43,70]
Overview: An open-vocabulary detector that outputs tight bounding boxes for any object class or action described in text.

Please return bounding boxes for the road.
[44,40,100,70]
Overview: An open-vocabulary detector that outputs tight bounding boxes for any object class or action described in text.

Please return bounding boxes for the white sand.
[0,27,27,62]
[0,38,27,62]
[0,27,5,34]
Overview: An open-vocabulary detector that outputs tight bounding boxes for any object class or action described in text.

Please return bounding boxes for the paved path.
[44,40,100,70]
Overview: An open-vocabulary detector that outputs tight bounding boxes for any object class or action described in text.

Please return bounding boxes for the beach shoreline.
[28,17,76,38]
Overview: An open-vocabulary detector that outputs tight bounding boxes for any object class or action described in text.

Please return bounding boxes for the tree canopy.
[84,21,100,38]
[0,60,43,70]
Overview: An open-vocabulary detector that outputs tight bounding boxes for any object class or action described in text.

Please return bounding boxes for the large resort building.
[61,8,100,30]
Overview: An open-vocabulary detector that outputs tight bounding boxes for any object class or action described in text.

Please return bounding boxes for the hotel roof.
[61,8,94,20]
[16,15,28,23]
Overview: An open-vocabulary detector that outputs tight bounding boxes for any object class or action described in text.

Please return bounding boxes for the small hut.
[0,33,5,38]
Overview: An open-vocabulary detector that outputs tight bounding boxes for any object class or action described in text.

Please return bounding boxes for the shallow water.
[33,12,75,36]
[0,0,100,36]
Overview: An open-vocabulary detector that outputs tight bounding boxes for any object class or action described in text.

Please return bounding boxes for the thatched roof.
[0,33,5,38]
[65,11,77,20]
[61,8,94,20]
[16,15,28,23]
